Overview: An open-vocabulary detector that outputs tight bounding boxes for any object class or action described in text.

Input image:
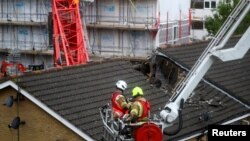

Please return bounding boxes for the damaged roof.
[158,36,250,106]
[1,39,249,140]
[158,36,250,139]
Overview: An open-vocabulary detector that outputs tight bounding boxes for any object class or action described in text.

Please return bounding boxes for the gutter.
[0,80,95,141]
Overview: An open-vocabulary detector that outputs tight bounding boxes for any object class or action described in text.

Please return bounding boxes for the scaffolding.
[84,0,158,28]
[0,0,50,50]
[84,0,191,57]
[0,0,52,67]
[0,0,192,67]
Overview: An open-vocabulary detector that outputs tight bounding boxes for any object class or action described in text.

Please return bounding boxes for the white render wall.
[159,0,191,22]
[155,0,191,46]
[190,0,222,40]
[192,8,214,19]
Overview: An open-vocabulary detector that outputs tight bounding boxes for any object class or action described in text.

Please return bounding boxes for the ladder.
[52,0,89,67]
[159,0,250,125]
[170,0,250,102]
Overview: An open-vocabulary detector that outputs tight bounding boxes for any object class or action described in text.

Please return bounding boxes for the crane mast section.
[52,0,89,67]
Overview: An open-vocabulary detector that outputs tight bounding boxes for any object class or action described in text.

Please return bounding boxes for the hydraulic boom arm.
[160,0,250,124]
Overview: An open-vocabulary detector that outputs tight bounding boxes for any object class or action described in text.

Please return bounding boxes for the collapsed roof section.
[158,36,250,107]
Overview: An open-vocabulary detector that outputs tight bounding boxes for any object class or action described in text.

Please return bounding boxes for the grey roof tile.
[17,60,168,140]
[15,56,249,141]
[159,36,250,106]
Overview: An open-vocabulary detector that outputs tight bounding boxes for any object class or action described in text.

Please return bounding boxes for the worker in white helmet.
[111,80,130,119]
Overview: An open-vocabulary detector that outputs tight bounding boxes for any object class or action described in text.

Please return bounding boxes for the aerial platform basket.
[100,104,163,141]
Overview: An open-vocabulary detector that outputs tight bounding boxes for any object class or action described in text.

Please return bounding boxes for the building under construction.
[84,0,191,57]
[0,0,52,70]
[0,0,249,141]
[0,0,191,70]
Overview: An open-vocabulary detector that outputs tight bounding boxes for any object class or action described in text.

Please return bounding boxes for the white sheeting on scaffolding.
[0,25,49,51]
[0,0,52,67]
[0,0,51,22]
[0,0,50,51]
[88,29,154,57]
[85,0,192,57]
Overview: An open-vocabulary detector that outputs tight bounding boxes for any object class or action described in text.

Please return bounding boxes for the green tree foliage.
[205,0,250,36]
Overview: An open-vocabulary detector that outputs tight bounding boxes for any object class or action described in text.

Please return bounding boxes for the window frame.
[204,1,210,8]
[204,0,217,9]
[192,20,204,30]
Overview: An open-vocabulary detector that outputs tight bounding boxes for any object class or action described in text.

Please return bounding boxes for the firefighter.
[111,80,130,119]
[124,86,150,123]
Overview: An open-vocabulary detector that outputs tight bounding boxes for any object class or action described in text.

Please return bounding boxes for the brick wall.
[0,87,85,141]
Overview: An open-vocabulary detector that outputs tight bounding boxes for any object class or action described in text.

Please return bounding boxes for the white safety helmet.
[116,80,127,91]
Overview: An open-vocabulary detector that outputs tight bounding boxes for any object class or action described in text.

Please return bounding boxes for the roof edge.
[0,80,95,141]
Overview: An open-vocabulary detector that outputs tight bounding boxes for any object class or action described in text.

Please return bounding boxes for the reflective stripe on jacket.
[137,99,150,121]
[111,91,127,117]
[130,98,150,121]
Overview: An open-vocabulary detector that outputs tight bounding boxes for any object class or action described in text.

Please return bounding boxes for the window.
[173,26,178,40]
[192,21,204,29]
[204,0,217,9]
[205,1,210,8]
[191,1,204,9]
[211,1,216,8]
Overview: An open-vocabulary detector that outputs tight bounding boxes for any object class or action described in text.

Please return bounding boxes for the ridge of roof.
[6,57,146,79]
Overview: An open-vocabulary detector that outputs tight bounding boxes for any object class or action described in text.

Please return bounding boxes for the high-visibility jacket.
[137,99,150,121]
[130,97,150,122]
[111,91,128,118]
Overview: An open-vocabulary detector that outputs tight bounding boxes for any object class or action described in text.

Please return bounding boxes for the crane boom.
[160,0,250,124]
[52,0,89,67]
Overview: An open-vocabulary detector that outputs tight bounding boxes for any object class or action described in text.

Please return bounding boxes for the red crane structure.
[52,0,89,67]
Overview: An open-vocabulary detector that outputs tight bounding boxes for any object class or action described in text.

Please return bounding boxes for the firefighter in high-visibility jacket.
[111,80,130,119]
[125,87,150,123]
